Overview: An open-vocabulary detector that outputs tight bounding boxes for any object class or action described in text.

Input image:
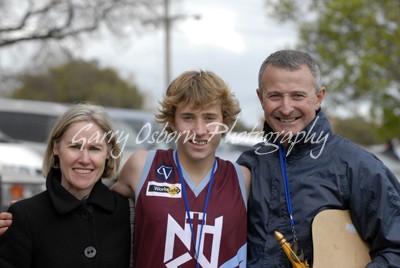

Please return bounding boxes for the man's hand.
[0,212,12,235]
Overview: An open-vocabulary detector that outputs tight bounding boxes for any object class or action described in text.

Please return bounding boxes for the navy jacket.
[0,168,131,268]
[237,109,400,267]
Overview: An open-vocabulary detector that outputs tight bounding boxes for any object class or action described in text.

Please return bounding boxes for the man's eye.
[267,95,280,101]
[293,94,306,100]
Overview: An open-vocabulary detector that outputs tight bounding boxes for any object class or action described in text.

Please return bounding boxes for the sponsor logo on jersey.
[157,164,174,180]
[146,181,182,198]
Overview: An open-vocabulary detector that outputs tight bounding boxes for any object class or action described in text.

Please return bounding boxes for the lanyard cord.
[278,143,298,244]
[175,151,217,267]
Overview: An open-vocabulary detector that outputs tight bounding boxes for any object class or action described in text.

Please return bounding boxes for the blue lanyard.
[278,143,296,230]
[175,151,217,267]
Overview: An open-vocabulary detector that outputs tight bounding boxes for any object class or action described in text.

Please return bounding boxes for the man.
[237,49,400,267]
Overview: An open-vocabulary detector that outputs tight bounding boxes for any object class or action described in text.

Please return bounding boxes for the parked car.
[107,107,169,148]
[366,145,400,181]
[107,107,170,168]
[0,131,45,211]
[0,99,175,189]
[0,98,68,155]
[217,132,400,182]
[216,131,264,162]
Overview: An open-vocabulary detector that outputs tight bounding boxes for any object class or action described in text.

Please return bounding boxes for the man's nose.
[279,96,294,115]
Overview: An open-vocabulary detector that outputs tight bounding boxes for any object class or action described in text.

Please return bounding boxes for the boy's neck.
[177,152,216,185]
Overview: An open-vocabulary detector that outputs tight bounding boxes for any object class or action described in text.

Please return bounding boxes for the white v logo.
[157,165,173,180]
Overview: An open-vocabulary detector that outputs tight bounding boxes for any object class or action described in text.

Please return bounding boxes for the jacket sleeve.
[0,203,33,268]
[350,158,400,267]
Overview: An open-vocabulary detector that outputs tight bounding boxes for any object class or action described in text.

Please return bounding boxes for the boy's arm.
[111,150,149,199]
[0,212,12,235]
[240,165,251,199]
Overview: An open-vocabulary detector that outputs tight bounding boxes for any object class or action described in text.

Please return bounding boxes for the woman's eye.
[90,146,103,152]
[70,144,82,150]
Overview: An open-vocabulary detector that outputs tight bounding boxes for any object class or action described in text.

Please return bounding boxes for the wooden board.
[312,209,371,268]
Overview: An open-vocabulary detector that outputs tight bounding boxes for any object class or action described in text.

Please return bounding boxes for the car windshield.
[0,111,59,143]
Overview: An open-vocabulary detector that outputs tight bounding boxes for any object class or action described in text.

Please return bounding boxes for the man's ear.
[256,88,263,103]
[316,87,326,109]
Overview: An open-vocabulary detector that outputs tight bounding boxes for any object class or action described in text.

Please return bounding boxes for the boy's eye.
[182,115,193,120]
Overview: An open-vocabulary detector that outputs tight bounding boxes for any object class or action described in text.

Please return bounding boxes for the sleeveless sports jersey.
[134,149,247,268]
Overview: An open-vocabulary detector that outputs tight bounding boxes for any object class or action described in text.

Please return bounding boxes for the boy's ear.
[169,121,176,131]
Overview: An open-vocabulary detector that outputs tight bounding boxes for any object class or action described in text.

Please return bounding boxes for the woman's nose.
[78,149,91,163]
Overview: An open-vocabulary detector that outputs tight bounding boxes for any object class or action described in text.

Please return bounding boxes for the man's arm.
[350,162,400,267]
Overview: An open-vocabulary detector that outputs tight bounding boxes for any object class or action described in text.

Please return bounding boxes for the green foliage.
[265,0,400,139]
[329,115,381,145]
[11,60,144,109]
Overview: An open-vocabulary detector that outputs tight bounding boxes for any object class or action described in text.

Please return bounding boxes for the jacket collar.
[46,168,116,214]
[262,109,333,157]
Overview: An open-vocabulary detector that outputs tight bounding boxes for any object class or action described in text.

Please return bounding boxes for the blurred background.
[0,0,399,208]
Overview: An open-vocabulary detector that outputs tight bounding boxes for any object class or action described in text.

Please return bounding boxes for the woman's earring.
[53,155,60,168]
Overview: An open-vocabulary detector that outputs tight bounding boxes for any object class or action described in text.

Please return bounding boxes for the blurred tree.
[264,0,400,140]
[11,60,144,109]
[329,115,380,145]
[0,0,159,48]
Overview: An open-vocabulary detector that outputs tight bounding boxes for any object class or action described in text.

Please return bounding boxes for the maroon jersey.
[134,149,247,268]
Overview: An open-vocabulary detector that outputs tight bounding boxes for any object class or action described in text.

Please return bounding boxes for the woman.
[0,103,131,268]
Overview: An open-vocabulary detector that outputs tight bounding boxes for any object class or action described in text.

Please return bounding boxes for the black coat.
[0,168,131,268]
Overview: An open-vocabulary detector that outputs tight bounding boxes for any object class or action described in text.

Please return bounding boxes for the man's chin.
[272,127,303,139]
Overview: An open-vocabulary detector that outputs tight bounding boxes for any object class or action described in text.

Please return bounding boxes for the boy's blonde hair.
[156,70,241,133]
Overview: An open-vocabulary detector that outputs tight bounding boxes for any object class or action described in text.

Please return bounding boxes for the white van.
[0,130,45,210]
[0,99,68,209]
[106,107,170,173]
[0,98,68,155]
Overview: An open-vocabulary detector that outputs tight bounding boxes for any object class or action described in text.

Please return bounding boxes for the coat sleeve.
[349,157,400,267]
[0,203,33,268]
